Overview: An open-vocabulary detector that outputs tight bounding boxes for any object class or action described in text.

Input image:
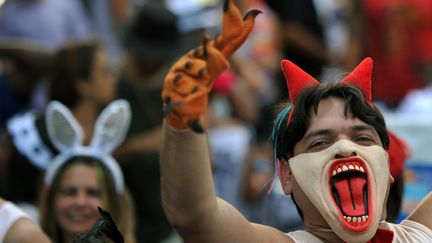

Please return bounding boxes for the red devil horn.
[281,60,319,103]
[341,57,373,103]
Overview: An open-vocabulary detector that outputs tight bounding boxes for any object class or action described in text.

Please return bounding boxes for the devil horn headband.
[281,57,374,123]
[340,57,373,103]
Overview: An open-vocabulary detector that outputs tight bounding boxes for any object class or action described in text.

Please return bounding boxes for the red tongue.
[334,177,366,216]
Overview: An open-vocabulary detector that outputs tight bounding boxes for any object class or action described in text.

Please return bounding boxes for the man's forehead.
[305,98,376,136]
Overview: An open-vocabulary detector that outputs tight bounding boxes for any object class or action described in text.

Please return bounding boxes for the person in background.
[114,3,199,242]
[159,1,432,242]
[386,130,410,223]
[0,39,117,221]
[230,0,283,140]
[346,0,432,109]
[39,100,135,243]
[0,0,92,50]
[0,197,52,243]
[0,39,53,128]
[265,0,328,102]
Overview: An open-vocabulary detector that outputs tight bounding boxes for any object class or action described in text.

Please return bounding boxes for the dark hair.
[275,82,389,161]
[48,39,102,108]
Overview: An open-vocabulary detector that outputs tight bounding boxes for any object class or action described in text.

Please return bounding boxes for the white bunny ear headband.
[44,99,131,194]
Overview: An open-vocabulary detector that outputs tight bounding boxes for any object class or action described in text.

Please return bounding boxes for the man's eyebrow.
[351,125,376,132]
[303,129,333,141]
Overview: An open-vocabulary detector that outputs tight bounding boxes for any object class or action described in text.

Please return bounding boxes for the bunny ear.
[281,59,319,104]
[341,57,373,103]
[45,101,84,153]
[90,100,131,154]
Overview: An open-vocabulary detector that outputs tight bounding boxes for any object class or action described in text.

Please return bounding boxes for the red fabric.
[213,69,236,95]
[368,228,395,243]
[344,228,394,243]
[388,130,410,179]
[363,0,432,107]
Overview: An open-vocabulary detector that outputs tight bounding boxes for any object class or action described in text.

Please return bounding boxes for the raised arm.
[406,192,432,231]
[159,1,291,242]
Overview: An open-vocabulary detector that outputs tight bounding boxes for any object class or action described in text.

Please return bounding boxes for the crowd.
[0,0,431,242]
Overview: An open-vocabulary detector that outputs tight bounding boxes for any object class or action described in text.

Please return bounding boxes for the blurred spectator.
[39,100,135,243]
[0,0,92,50]
[163,0,221,33]
[313,0,351,67]
[242,142,304,231]
[80,0,132,64]
[0,39,117,222]
[398,62,432,116]
[0,39,52,128]
[231,0,283,141]
[114,3,196,242]
[266,0,328,99]
[0,197,52,243]
[386,130,411,223]
[207,71,303,233]
[347,0,432,108]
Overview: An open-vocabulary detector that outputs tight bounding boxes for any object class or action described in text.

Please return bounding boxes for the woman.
[39,100,135,243]
[1,39,117,218]
[39,156,135,243]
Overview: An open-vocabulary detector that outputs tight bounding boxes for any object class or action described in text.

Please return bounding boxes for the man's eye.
[309,140,330,150]
[355,136,375,145]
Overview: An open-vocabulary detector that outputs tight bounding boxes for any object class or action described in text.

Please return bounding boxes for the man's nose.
[335,150,357,159]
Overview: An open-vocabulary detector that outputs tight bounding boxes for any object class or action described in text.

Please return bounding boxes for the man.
[159,0,432,242]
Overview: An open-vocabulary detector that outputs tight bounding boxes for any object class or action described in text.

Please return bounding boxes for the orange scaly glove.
[161,0,261,133]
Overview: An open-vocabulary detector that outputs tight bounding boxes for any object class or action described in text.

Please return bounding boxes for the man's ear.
[279,159,293,195]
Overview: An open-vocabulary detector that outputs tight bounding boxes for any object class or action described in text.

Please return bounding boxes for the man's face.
[280,97,392,242]
[293,97,383,156]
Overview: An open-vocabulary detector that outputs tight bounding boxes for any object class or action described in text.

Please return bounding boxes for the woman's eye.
[87,188,102,197]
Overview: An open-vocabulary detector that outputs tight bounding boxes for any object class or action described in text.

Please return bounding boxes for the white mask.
[289,139,390,242]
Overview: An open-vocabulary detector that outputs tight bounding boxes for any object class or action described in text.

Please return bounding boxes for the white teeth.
[333,164,366,176]
[344,215,368,223]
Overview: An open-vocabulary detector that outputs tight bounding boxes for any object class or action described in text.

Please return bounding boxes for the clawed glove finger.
[162,0,260,132]
[215,0,262,59]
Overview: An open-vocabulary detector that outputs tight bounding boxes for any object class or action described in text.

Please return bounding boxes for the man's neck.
[307,227,344,243]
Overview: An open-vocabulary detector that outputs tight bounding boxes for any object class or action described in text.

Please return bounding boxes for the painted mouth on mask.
[329,158,372,231]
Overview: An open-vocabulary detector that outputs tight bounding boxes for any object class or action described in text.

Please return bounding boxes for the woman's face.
[82,49,117,105]
[54,163,107,238]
